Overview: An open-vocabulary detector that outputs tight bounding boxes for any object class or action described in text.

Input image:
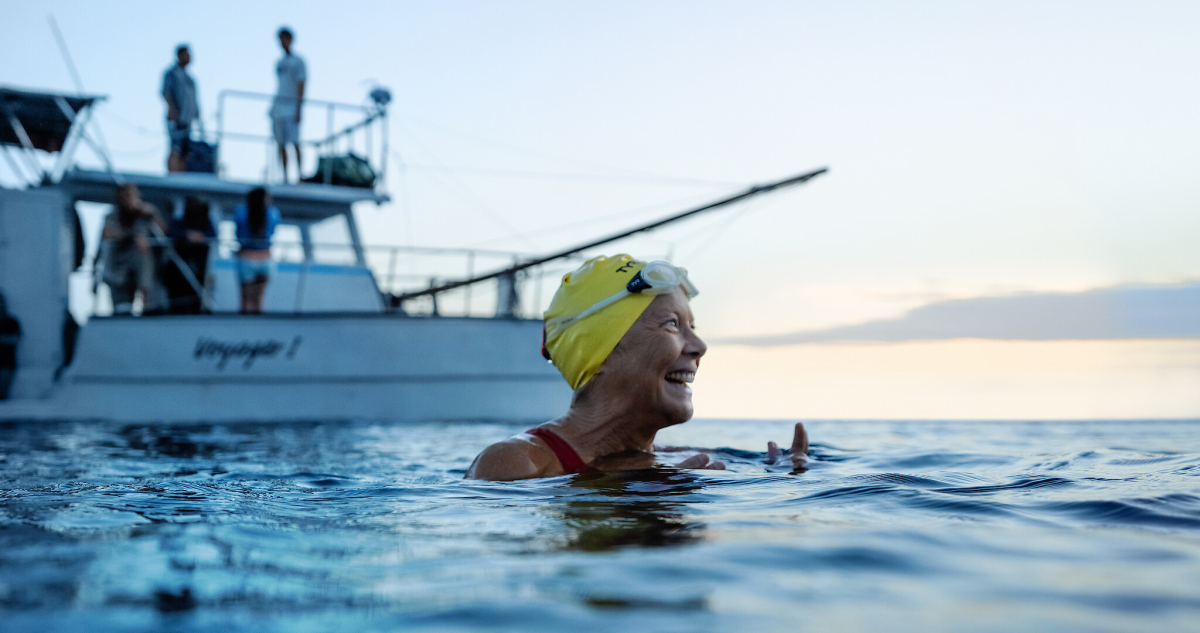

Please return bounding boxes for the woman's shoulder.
[465,432,553,481]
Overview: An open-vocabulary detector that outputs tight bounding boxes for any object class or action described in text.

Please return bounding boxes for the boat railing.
[213,88,389,187]
[79,236,560,318]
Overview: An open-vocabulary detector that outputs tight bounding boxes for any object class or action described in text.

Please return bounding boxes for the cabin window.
[309,214,356,266]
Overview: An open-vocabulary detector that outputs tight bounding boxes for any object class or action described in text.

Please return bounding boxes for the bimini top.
[0,87,104,153]
[59,168,390,223]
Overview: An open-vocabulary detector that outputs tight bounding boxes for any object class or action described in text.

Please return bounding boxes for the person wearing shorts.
[271,27,306,183]
[162,44,199,173]
[234,187,281,313]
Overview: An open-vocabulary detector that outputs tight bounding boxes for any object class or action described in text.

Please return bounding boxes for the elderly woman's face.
[596,287,707,425]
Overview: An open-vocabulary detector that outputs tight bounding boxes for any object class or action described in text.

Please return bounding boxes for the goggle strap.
[545,289,630,332]
[681,275,699,298]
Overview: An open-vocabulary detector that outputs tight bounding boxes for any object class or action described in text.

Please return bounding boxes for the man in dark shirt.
[0,293,21,400]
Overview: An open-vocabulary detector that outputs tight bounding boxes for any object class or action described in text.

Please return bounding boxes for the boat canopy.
[59,168,389,266]
[60,168,389,223]
[0,87,103,153]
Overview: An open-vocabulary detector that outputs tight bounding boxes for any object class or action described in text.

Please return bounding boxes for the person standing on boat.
[164,196,216,314]
[234,187,281,313]
[271,27,306,183]
[161,44,200,173]
[101,184,167,315]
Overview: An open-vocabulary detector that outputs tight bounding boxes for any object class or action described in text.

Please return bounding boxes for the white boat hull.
[14,315,571,422]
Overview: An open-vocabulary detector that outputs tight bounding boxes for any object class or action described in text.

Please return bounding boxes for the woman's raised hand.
[765,422,809,472]
[674,452,726,470]
[668,423,808,472]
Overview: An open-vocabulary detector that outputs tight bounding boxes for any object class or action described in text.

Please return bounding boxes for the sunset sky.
[2,1,1197,418]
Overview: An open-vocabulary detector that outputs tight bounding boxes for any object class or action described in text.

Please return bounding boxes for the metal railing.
[214,89,389,186]
[82,236,538,318]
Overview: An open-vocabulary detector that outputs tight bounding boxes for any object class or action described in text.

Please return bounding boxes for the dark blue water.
[2,420,1199,632]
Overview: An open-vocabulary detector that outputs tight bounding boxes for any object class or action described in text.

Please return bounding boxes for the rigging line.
[47,15,118,175]
[400,163,744,188]
[669,196,764,244]
[392,129,540,251]
[463,187,737,249]
[403,115,742,186]
[95,108,159,137]
[393,167,828,303]
[677,200,765,265]
[48,15,85,93]
[393,150,417,275]
[102,140,167,157]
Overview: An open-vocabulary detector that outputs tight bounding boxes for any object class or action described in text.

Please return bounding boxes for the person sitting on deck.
[466,254,809,481]
[163,196,216,314]
[101,184,167,315]
[234,187,281,314]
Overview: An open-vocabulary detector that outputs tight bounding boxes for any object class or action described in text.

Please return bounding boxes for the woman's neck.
[547,397,663,463]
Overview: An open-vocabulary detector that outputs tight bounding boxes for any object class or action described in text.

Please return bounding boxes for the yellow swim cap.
[543,254,654,390]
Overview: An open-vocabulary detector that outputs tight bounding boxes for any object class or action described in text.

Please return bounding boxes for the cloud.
[716,282,1200,345]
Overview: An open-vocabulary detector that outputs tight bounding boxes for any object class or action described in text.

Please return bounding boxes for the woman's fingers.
[765,441,781,464]
[790,422,809,457]
[676,454,710,469]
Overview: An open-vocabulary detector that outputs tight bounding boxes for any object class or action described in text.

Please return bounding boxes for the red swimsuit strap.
[527,427,594,475]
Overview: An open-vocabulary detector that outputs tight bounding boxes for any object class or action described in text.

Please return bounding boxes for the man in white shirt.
[272,27,306,183]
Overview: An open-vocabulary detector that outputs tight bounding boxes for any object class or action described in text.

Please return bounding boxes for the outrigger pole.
[391,166,828,306]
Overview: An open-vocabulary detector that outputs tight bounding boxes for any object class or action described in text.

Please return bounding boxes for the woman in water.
[234,187,281,314]
[467,254,808,480]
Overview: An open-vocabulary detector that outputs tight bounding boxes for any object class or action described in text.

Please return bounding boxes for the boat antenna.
[392,166,828,305]
[48,15,86,93]
[47,14,118,175]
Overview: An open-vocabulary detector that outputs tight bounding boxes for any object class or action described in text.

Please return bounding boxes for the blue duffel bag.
[184,140,217,174]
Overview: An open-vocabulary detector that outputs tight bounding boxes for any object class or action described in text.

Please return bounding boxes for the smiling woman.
[466,255,808,481]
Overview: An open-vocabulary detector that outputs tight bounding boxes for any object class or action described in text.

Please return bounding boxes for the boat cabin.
[61,167,389,314]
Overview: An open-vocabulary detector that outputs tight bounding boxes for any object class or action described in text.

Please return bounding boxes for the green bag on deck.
[303,153,377,188]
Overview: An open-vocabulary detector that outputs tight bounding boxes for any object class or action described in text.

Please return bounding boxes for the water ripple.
[1,419,1199,632]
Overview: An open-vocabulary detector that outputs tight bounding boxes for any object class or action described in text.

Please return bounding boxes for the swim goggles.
[545,260,699,334]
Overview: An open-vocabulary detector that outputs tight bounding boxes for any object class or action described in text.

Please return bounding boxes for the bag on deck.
[184,140,217,174]
[303,153,376,188]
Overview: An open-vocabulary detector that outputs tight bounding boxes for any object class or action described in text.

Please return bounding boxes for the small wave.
[932,476,1074,495]
[1039,497,1200,529]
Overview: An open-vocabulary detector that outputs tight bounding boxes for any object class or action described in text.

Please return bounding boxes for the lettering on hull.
[194,336,303,370]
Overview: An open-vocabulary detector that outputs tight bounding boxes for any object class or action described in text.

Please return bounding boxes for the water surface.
[2,419,1199,632]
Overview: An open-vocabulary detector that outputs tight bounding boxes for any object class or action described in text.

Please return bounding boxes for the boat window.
[216,219,237,260]
[309,214,356,266]
[70,201,111,323]
[271,224,304,264]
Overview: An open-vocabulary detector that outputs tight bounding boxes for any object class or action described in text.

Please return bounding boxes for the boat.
[0,85,824,422]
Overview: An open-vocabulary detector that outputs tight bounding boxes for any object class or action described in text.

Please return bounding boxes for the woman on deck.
[466,254,808,481]
[233,187,281,314]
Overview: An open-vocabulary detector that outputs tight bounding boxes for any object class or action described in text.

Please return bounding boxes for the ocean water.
[1,419,1199,633]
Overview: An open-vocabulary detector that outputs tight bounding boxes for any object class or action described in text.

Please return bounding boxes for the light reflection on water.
[1,419,1199,632]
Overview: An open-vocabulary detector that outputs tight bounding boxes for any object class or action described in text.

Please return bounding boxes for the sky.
[2,1,1198,418]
